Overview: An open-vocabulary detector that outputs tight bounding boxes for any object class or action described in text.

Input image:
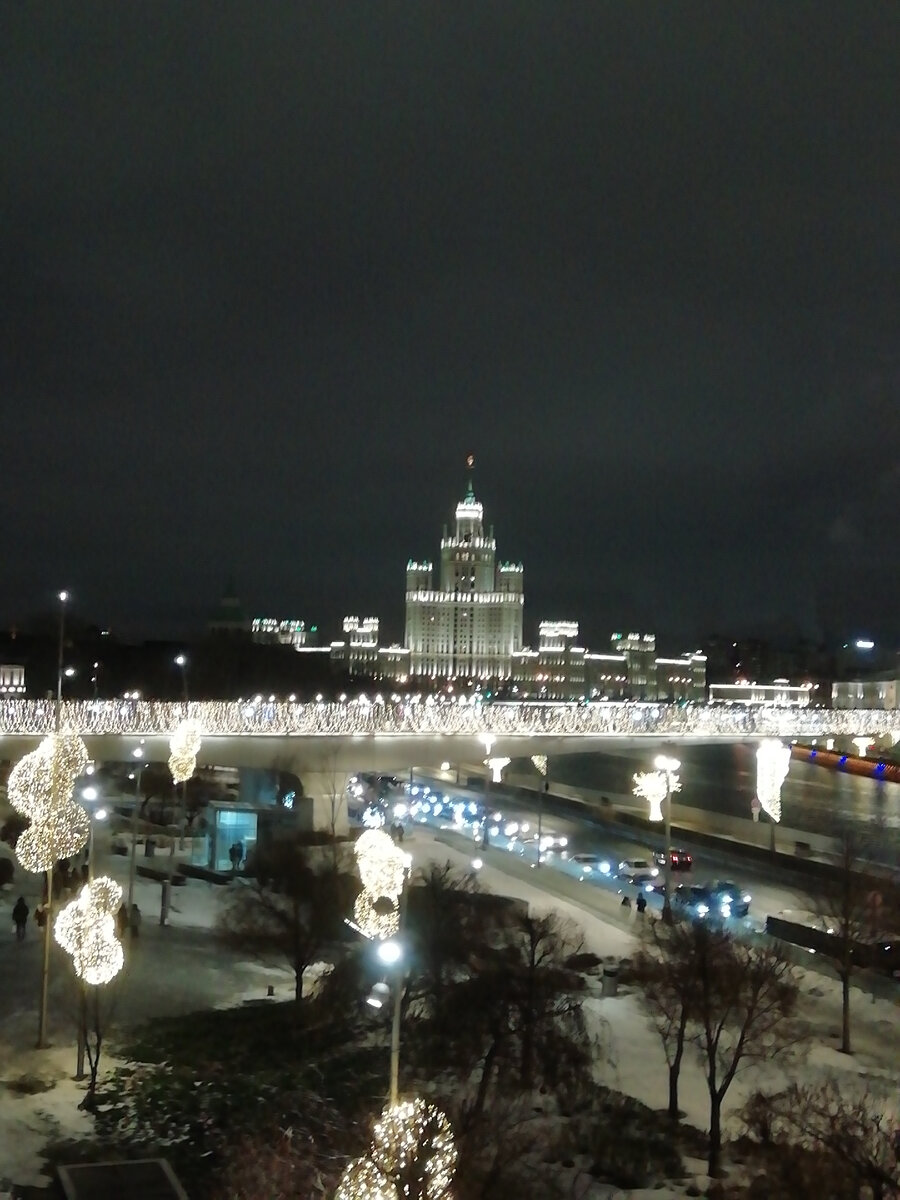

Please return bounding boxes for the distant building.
[0,664,25,695]
[709,679,814,707]
[832,675,899,710]
[207,586,250,638]
[404,468,524,679]
[251,618,317,649]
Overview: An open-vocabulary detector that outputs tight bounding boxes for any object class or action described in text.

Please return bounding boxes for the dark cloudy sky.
[2,3,899,649]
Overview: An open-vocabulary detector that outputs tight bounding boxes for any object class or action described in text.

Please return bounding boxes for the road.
[402,774,806,935]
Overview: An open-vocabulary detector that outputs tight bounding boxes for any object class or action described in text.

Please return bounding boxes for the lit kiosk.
[404,457,524,681]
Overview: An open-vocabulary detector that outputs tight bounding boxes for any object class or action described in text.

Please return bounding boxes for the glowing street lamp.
[632,754,680,920]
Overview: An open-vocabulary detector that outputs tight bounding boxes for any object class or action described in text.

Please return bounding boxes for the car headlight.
[600,860,611,875]
[742,893,752,904]
[696,903,709,917]
[650,867,659,877]
[581,864,592,873]
[558,837,568,848]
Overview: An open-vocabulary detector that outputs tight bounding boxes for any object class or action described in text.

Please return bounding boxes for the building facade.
[404,474,524,679]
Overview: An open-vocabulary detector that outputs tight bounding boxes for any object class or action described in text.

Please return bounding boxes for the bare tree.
[460,910,589,1115]
[632,917,698,1120]
[217,837,355,1008]
[406,861,480,1028]
[690,924,799,1176]
[744,1079,900,1200]
[75,980,118,1110]
[802,821,891,1055]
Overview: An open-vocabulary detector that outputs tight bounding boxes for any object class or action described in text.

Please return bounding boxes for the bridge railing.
[0,699,896,740]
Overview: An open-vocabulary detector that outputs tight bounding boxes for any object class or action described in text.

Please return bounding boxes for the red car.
[654,848,693,872]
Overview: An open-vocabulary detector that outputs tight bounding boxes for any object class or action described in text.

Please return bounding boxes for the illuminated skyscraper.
[404,462,523,679]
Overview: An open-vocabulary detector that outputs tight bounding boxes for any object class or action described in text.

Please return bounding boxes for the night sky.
[2,4,899,649]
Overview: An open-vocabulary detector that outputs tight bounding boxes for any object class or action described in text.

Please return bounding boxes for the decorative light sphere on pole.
[370,1098,457,1200]
[334,1158,399,1200]
[168,718,203,784]
[54,875,124,985]
[755,739,791,823]
[8,733,91,872]
[353,829,407,941]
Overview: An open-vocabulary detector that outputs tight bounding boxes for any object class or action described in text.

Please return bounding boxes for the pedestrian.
[80,861,90,886]
[130,903,142,938]
[117,903,129,939]
[635,893,647,916]
[35,902,47,930]
[12,895,28,941]
[229,842,242,871]
[620,894,632,910]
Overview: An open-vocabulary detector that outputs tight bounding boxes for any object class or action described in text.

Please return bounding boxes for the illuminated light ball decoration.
[353,830,407,941]
[353,890,400,941]
[8,733,90,872]
[370,1098,457,1200]
[755,739,791,824]
[632,770,671,823]
[334,1157,399,1200]
[54,875,124,985]
[168,718,203,784]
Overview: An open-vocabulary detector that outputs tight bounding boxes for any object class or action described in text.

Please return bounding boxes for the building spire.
[464,453,475,501]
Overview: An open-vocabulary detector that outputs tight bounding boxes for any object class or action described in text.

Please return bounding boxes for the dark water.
[547,745,900,839]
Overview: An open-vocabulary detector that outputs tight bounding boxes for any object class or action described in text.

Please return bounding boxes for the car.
[617,858,660,885]
[653,848,693,872]
[572,852,612,875]
[674,880,751,919]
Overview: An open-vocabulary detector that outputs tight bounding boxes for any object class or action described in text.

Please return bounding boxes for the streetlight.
[36,589,69,1048]
[126,746,145,914]
[644,754,680,922]
[174,654,189,705]
[81,788,108,880]
[531,754,549,867]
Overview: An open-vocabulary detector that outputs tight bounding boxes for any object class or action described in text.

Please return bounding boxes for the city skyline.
[2,6,899,644]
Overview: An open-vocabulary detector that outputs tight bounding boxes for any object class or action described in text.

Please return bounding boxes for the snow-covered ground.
[1,826,898,1197]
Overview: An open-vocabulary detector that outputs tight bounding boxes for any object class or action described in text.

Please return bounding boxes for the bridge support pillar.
[294,771,351,837]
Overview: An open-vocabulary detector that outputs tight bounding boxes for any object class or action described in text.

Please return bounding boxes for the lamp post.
[531,755,549,867]
[654,754,681,922]
[36,589,69,1048]
[81,787,108,879]
[126,747,145,915]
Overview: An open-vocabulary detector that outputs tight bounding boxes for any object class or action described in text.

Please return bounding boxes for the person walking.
[12,896,28,942]
[116,903,129,939]
[635,892,647,918]
[129,903,142,939]
[35,902,47,931]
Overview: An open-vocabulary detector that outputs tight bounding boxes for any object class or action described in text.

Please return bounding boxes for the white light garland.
[530,754,548,777]
[334,1158,399,1200]
[755,739,791,823]
[168,718,203,784]
[0,699,894,743]
[633,769,677,822]
[370,1098,457,1200]
[8,733,90,872]
[54,875,124,985]
[353,830,407,941]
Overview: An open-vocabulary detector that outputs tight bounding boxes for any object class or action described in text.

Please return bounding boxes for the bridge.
[1,699,896,829]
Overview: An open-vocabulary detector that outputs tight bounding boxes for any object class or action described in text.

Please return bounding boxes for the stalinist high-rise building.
[404,458,524,679]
